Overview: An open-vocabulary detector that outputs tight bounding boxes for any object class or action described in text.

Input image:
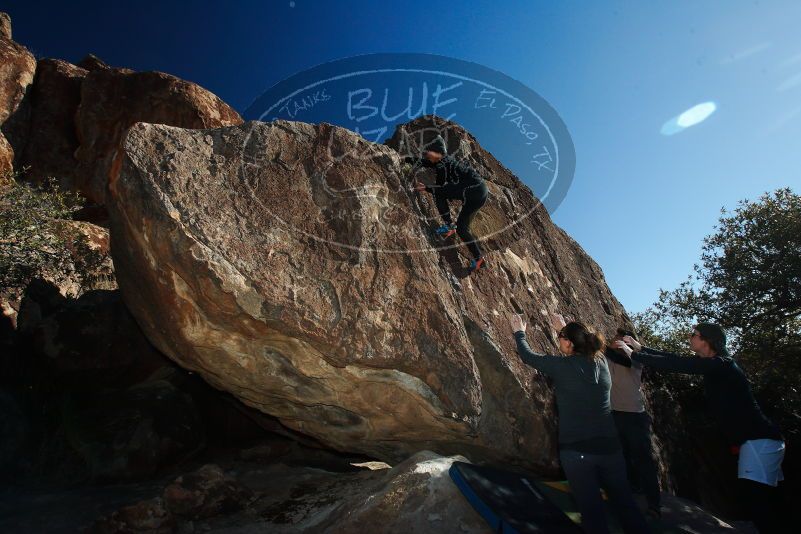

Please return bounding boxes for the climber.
[405,135,489,273]
[614,324,785,533]
[604,328,662,518]
[510,312,651,534]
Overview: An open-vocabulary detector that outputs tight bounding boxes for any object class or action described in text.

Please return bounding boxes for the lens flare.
[661,101,717,135]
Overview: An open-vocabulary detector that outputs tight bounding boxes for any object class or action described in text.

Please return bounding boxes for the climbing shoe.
[435,224,457,238]
[469,257,486,273]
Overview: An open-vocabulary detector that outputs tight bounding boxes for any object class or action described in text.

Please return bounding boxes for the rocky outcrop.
[0,18,36,175]
[77,53,112,72]
[0,12,243,200]
[74,68,243,203]
[162,463,252,520]
[86,451,748,534]
[106,118,631,472]
[91,452,489,534]
[21,59,87,187]
[0,134,12,176]
[64,376,206,481]
[0,12,11,40]
[91,463,252,533]
[1,219,115,332]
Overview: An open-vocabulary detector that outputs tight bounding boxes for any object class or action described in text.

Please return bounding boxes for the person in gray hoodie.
[510,313,650,534]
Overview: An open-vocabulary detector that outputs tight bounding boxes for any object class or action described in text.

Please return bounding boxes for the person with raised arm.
[604,328,662,518]
[510,312,650,534]
[614,324,784,533]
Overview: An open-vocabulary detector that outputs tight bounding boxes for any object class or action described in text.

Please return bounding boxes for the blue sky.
[8,1,801,313]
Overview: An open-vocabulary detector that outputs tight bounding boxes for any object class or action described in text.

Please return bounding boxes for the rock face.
[308,452,489,534]
[74,69,243,203]
[91,452,490,534]
[162,463,251,520]
[0,219,115,332]
[0,13,11,40]
[87,451,746,534]
[107,117,631,471]
[77,53,112,72]
[0,133,12,175]
[0,21,36,175]
[21,59,88,187]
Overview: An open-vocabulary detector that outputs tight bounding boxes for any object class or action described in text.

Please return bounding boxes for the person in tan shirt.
[604,328,661,517]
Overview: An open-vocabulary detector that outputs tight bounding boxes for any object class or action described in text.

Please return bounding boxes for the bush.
[0,170,104,293]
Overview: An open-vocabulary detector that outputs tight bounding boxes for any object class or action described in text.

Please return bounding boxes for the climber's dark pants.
[559,449,651,534]
[739,478,783,533]
[613,410,661,510]
[434,183,488,260]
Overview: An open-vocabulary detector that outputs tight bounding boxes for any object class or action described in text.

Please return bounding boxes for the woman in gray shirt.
[509,314,649,534]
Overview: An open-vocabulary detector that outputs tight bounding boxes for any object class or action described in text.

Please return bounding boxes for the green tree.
[634,188,800,390]
[633,188,801,507]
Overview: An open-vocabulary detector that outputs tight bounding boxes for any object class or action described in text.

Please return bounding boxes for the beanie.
[425,135,447,156]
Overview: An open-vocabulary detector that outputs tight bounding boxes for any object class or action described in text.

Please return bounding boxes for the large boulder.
[74,68,243,203]
[106,117,631,472]
[0,23,36,175]
[306,452,490,533]
[20,59,88,187]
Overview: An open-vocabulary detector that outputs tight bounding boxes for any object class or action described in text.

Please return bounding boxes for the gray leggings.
[559,449,650,534]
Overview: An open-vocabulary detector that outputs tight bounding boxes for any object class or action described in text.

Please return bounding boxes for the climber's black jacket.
[632,347,783,446]
[407,155,486,199]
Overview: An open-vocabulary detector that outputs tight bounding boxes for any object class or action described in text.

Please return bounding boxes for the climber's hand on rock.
[622,335,642,351]
[509,314,526,334]
[613,340,633,358]
[413,181,427,192]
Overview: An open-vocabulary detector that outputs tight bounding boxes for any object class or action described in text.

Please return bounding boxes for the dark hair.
[560,322,605,360]
[694,322,729,356]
